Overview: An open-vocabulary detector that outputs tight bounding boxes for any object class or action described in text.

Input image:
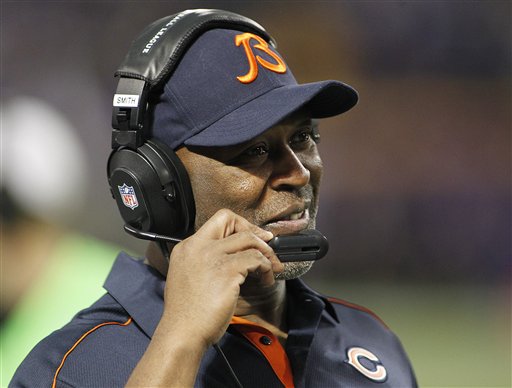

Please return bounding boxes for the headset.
[107,9,275,240]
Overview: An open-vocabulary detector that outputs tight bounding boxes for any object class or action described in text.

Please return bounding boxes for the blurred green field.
[305,278,511,387]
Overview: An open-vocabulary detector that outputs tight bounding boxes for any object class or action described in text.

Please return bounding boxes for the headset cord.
[157,240,171,261]
[213,343,243,388]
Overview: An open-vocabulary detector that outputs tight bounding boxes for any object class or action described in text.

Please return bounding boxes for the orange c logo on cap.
[235,33,287,84]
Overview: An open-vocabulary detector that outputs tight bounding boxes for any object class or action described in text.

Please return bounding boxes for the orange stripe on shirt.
[327,297,389,329]
[230,316,294,388]
[52,317,132,388]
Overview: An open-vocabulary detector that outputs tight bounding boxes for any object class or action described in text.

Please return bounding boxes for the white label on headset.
[113,94,139,107]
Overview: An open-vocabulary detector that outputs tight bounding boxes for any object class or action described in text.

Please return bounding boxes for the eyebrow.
[298,118,318,132]
[292,117,315,128]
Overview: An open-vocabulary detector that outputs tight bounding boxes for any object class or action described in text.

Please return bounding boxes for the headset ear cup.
[140,139,195,237]
[108,147,171,234]
[107,141,195,238]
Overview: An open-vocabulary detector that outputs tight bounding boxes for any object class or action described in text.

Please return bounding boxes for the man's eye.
[244,144,269,157]
[227,143,269,165]
[290,129,319,146]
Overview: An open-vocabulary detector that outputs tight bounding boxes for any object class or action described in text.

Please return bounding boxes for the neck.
[236,279,288,337]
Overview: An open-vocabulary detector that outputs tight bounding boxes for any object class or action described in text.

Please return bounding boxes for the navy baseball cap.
[151,28,358,149]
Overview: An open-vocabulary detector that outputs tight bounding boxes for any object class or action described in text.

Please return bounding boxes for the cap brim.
[184,80,358,147]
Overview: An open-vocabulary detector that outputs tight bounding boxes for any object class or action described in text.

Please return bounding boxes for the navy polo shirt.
[10,252,417,387]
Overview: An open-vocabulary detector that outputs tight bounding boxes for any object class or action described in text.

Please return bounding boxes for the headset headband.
[111,9,274,150]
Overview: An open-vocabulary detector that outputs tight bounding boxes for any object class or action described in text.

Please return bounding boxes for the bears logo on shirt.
[346,347,387,382]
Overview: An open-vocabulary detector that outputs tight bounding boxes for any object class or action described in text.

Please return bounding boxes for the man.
[11,9,416,387]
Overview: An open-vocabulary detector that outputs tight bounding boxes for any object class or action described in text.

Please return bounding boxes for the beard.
[270,187,318,280]
[275,260,314,280]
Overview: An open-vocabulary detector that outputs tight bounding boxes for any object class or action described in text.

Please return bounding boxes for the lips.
[264,205,310,235]
[280,209,305,221]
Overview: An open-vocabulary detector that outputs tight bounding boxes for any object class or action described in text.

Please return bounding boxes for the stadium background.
[1,1,510,386]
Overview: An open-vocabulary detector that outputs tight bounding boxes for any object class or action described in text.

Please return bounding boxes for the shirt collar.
[286,278,340,324]
[103,253,340,339]
[104,252,165,338]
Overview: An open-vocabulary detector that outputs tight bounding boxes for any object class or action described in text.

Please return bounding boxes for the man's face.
[176,111,323,279]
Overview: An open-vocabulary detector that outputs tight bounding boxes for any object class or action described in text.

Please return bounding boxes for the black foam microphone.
[123,224,329,262]
[267,229,329,262]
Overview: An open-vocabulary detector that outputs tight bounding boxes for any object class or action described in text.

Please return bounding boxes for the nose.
[269,146,310,190]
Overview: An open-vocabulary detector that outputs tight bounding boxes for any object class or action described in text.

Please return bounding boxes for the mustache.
[275,186,313,201]
[256,185,316,225]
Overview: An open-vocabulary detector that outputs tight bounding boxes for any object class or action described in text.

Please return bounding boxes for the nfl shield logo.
[118,183,139,210]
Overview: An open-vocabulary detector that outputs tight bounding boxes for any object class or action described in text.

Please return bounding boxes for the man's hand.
[126,209,282,387]
[162,208,283,346]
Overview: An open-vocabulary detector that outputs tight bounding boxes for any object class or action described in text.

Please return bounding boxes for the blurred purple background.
[3,1,508,284]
